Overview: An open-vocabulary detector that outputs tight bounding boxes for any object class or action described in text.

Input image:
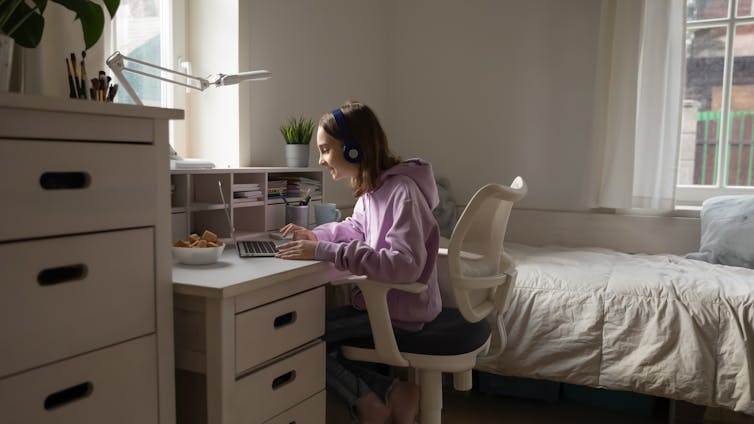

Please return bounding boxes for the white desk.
[173,248,346,424]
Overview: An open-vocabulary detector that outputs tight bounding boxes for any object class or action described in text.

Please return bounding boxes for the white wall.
[244,0,602,209]
[384,0,602,209]
[23,0,604,211]
[241,0,388,205]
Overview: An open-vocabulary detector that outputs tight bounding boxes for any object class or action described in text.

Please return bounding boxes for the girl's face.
[317,126,359,181]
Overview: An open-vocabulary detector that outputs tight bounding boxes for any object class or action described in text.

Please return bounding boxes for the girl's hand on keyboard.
[280,224,317,241]
[275,240,317,260]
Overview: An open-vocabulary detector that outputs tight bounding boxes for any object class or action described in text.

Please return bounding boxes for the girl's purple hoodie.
[313,159,442,330]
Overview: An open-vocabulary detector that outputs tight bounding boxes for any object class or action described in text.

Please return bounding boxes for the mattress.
[473,243,754,414]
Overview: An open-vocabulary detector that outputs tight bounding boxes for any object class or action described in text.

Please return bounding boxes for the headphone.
[332,108,363,163]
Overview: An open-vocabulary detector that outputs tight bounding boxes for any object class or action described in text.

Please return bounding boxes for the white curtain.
[589,0,685,210]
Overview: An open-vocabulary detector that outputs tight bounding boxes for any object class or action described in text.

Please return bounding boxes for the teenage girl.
[277,101,441,424]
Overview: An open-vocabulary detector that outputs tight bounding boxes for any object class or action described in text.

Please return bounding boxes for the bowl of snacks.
[172,230,225,265]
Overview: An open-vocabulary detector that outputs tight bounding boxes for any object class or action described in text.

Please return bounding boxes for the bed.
[450,207,754,415]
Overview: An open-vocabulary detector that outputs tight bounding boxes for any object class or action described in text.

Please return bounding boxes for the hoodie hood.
[377,158,439,210]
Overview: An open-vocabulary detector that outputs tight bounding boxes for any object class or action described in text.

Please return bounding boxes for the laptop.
[217,180,284,258]
[236,240,279,257]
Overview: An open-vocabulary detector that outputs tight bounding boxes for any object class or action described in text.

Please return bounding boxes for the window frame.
[675,0,754,206]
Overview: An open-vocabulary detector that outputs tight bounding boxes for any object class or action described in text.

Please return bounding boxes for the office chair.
[330,177,527,424]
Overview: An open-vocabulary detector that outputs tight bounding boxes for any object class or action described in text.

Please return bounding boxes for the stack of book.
[233,183,262,203]
[285,176,322,198]
[267,179,288,200]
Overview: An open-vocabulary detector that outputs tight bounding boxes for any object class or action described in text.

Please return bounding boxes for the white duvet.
[475,243,754,414]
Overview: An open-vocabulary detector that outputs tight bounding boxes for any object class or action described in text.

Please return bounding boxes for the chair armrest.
[438,247,484,261]
[330,276,427,367]
[454,273,513,290]
[330,276,427,293]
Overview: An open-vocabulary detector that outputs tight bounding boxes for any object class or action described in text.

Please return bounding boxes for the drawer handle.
[39,172,91,190]
[44,382,93,410]
[273,311,297,328]
[37,264,88,286]
[271,370,296,390]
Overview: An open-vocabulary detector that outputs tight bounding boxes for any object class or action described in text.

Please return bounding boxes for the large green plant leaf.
[102,0,119,18]
[2,0,117,49]
[1,1,45,48]
[54,0,104,49]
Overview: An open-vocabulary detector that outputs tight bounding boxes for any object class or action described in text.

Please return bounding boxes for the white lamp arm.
[106,51,271,106]
[106,51,210,105]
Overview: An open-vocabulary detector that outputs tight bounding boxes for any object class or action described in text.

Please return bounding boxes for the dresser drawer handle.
[271,370,296,390]
[273,311,297,328]
[37,264,88,286]
[39,172,91,190]
[44,382,93,410]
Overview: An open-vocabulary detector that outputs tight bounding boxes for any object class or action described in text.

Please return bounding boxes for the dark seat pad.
[343,308,491,356]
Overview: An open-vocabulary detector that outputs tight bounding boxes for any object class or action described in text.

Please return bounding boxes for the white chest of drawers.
[0,93,182,424]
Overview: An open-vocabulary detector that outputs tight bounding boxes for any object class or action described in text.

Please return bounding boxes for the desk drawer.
[236,287,324,374]
[264,390,326,424]
[0,335,158,424]
[0,139,157,242]
[233,342,325,424]
[0,228,155,378]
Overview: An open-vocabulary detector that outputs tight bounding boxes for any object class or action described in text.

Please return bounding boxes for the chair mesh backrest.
[447,177,527,323]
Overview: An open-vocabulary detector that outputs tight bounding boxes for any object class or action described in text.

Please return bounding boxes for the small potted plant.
[280,115,315,167]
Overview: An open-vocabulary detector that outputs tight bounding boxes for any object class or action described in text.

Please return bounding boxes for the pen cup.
[314,203,342,226]
[285,205,309,228]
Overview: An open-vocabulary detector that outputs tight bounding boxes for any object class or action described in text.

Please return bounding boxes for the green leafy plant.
[0,0,120,49]
[279,115,315,145]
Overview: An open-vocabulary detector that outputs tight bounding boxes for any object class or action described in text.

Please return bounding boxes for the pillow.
[686,195,754,269]
[432,176,458,239]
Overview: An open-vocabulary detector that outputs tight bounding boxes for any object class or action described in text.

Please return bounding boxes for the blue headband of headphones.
[332,108,362,163]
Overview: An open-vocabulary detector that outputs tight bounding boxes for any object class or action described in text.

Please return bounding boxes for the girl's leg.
[326,354,390,424]
[347,362,419,424]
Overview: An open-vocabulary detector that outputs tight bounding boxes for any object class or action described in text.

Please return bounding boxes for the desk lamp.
[106,51,271,168]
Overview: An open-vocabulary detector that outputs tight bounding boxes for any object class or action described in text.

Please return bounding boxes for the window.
[109,0,188,153]
[109,0,173,107]
[676,0,754,205]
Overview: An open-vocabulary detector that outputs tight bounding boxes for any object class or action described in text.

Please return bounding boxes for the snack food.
[174,230,223,248]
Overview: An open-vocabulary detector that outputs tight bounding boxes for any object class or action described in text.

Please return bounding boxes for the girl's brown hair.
[319,101,401,197]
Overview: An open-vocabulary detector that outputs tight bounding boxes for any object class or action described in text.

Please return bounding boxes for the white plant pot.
[285,144,310,167]
[0,34,13,92]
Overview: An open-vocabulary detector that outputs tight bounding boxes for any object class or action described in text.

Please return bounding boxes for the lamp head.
[213,70,272,87]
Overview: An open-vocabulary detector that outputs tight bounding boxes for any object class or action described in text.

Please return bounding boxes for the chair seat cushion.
[343,308,491,356]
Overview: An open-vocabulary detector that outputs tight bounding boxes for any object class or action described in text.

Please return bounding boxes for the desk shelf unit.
[171,168,324,241]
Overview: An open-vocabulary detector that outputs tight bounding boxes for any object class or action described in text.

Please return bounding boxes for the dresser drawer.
[0,139,157,242]
[0,335,158,424]
[233,342,325,424]
[0,228,155,378]
[236,287,324,374]
[264,390,326,424]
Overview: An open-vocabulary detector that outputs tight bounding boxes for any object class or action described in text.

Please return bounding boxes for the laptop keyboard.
[237,240,278,257]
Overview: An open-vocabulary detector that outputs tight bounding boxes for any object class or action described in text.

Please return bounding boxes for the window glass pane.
[687,0,730,20]
[726,23,754,186]
[678,26,727,186]
[113,0,162,106]
[737,0,754,17]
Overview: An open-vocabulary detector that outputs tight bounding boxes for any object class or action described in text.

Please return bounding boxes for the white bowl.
[172,244,225,265]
